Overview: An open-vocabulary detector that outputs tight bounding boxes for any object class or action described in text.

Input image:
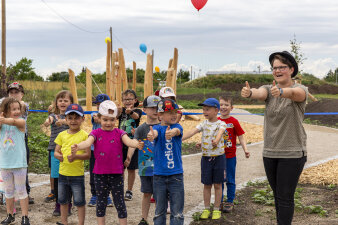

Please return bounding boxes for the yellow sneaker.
[200,209,211,219]
[211,210,221,220]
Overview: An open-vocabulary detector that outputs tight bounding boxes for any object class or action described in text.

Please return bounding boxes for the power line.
[40,0,109,34]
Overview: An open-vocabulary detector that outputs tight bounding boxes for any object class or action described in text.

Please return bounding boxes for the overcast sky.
[3,0,338,79]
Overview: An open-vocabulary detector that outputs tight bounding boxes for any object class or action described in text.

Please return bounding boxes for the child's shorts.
[201,154,226,185]
[140,176,153,194]
[50,150,60,178]
[0,168,28,199]
[48,150,52,168]
[58,174,85,206]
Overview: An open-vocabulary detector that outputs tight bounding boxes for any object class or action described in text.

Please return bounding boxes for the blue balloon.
[139,43,147,53]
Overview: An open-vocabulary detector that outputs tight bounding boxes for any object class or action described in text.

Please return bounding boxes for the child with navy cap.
[183,98,227,220]
[54,104,91,225]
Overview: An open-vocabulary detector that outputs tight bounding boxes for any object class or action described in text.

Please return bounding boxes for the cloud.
[303,58,337,78]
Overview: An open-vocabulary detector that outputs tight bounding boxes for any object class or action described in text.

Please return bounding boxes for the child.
[182,98,226,220]
[71,100,144,225]
[118,89,142,201]
[88,94,113,207]
[6,82,34,204]
[43,90,73,216]
[124,95,161,225]
[54,104,91,225]
[0,97,31,225]
[159,86,184,123]
[218,96,250,213]
[147,98,184,225]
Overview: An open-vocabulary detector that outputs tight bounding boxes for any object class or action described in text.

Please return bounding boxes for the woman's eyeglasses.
[271,66,289,72]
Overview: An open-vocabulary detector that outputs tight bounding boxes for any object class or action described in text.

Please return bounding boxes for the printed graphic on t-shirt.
[165,137,175,169]
[223,123,234,148]
[2,130,15,148]
[139,139,154,176]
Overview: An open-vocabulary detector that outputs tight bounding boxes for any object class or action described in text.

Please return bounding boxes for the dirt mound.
[305,99,338,127]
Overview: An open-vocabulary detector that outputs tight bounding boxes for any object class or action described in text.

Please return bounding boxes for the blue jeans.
[153,173,184,225]
[58,174,86,206]
[222,157,236,203]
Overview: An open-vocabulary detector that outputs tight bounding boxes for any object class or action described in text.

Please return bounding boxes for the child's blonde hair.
[50,90,74,114]
[0,97,23,118]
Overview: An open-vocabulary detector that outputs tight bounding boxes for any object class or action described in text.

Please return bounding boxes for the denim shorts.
[58,174,86,206]
[201,154,226,185]
[140,176,153,193]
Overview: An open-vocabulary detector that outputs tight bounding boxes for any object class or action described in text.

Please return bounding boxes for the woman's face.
[272,59,294,83]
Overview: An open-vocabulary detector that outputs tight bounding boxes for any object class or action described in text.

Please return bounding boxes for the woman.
[241,51,308,225]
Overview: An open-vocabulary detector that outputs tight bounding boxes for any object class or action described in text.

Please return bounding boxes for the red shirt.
[218,116,245,158]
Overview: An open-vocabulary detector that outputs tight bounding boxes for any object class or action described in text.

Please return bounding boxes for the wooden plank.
[106,40,111,97]
[144,53,153,98]
[68,69,78,104]
[118,48,128,91]
[133,61,137,91]
[85,68,92,111]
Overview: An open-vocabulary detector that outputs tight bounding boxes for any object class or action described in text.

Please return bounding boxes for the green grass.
[176,86,222,95]
[313,94,338,100]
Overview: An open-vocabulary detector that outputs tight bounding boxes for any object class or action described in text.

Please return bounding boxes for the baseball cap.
[7,82,24,94]
[198,98,220,110]
[157,99,179,113]
[93,94,110,104]
[99,100,118,117]
[65,104,84,117]
[143,95,161,108]
[159,87,176,98]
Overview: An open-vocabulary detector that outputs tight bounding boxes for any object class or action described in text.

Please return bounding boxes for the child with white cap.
[72,100,144,225]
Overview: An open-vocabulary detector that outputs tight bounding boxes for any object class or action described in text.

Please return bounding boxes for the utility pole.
[1,0,6,86]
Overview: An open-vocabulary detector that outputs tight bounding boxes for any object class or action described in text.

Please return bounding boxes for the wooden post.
[168,58,173,70]
[68,69,78,104]
[118,48,128,91]
[86,68,92,112]
[166,68,175,91]
[172,48,178,93]
[133,61,137,91]
[144,53,153,98]
[116,52,122,105]
[1,0,6,89]
[111,51,118,101]
[106,40,111,97]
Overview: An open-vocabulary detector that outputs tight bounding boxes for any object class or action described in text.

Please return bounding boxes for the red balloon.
[191,0,208,11]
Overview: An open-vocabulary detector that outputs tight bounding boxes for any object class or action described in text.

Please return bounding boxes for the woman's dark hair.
[271,54,293,69]
[0,97,23,118]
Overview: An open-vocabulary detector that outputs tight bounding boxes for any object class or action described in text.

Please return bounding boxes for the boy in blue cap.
[88,94,113,207]
[183,98,226,220]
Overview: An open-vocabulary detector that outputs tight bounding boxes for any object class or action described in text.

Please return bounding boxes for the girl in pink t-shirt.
[72,101,143,225]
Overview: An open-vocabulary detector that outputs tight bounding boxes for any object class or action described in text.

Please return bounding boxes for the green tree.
[324,68,337,83]
[7,58,44,81]
[177,69,190,83]
[47,71,69,82]
[290,34,307,76]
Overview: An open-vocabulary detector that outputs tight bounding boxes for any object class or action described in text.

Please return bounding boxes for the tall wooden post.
[111,51,118,101]
[1,0,6,90]
[132,61,137,91]
[68,69,78,104]
[166,68,175,91]
[118,48,128,91]
[172,48,178,93]
[116,52,122,105]
[106,40,112,98]
[86,68,92,112]
[144,53,153,98]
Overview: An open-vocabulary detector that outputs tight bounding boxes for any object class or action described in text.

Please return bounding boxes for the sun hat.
[7,82,24,94]
[198,98,220,110]
[269,51,298,77]
[65,104,84,117]
[143,95,161,108]
[99,100,118,117]
[159,87,176,98]
[157,99,179,113]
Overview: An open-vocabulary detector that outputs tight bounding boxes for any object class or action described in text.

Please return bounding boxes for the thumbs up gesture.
[136,139,144,150]
[147,126,155,141]
[241,81,252,98]
[165,126,174,140]
[270,80,281,97]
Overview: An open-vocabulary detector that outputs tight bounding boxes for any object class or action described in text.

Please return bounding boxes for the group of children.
[0,83,250,225]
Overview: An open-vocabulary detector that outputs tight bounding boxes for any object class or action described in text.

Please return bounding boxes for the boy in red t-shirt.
[218,96,250,213]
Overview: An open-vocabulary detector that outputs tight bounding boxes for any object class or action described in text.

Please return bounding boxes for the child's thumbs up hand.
[147,126,155,142]
[165,126,173,140]
[241,81,252,98]
[137,139,144,149]
[271,80,280,97]
[131,127,136,136]
[71,144,78,153]
[125,107,132,115]
[211,139,218,148]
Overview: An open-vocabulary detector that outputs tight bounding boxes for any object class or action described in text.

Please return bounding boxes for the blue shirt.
[91,112,101,151]
[153,124,183,176]
[0,124,27,169]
